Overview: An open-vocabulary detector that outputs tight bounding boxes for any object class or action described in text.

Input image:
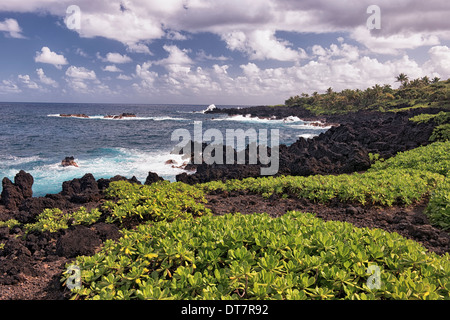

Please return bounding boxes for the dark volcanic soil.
[1,190,449,300]
[206,191,450,255]
[1,107,449,300]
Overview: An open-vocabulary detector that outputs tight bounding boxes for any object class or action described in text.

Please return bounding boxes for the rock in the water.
[61,156,79,167]
[104,113,136,119]
[60,114,89,118]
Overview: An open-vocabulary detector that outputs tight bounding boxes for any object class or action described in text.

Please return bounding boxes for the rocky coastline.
[177,106,443,184]
[0,105,449,299]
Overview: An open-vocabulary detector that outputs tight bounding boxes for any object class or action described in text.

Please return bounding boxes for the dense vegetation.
[102,180,211,225]
[2,76,449,300]
[284,76,450,115]
[56,141,450,300]
[201,169,442,207]
[2,140,446,300]
[63,211,450,300]
[202,141,449,230]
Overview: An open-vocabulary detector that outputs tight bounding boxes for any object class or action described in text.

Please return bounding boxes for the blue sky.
[0,0,449,105]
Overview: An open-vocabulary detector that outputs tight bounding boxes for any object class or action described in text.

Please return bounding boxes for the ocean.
[0,102,329,196]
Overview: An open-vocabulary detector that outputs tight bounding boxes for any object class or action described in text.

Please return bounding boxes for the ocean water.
[0,102,329,196]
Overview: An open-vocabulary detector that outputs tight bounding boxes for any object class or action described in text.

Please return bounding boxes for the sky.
[0,0,449,105]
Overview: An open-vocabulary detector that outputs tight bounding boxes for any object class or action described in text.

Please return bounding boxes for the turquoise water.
[0,102,328,196]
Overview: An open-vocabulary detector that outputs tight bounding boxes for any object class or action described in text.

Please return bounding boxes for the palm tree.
[326,87,333,95]
[421,76,430,85]
[410,78,422,88]
[432,77,440,83]
[395,73,409,88]
[372,84,383,98]
[382,84,393,93]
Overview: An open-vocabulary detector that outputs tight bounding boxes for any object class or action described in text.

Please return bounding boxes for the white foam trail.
[298,133,317,139]
[287,123,332,130]
[150,116,189,121]
[0,155,41,167]
[47,114,188,121]
[193,104,217,114]
[211,114,305,124]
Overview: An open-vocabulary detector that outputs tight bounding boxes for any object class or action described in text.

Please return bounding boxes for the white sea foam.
[298,133,317,140]
[4,148,193,196]
[287,123,332,130]
[47,114,188,121]
[212,114,305,124]
[202,104,216,113]
[0,155,42,167]
[193,104,217,114]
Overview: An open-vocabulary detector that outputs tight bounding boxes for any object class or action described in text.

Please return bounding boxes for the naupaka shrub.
[201,169,443,207]
[102,180,211,224]
[64,211,450,300]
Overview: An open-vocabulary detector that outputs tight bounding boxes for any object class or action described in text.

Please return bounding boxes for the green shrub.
[201,169,443,206]
[409,111,450,125]
[25,207,103,233]
[430,124,450,142]
[64,211,450,300]
[102,180,211,224]
[0,219,21,229]
[72,207,102,225]
[25,208,69,233]
[426,177,450,230]
[369,141,450,176]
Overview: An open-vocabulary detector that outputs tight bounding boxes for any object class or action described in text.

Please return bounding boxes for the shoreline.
[0,106,449,300]
[177,106,442,184]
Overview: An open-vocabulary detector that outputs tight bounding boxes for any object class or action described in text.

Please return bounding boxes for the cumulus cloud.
[2,0,449,57]
[351,27,441,55]
[196,49,230,62]
[423,45,450,78]
[0,79,21,94]
[155,45,194,73]
[126,42,153,55]
[34,47,68,69]
[66,66,97,80]
[36,68,58,87]
[135,61,158,90]
[133,40,450,104]
[2,0,450,103]
[166,30,189,41]
[221,30,307,61]
[102,65,122,72]
[117,74,132,80]
[65,65,98,92]
[0,18,25,38]
[104,52,132,64]
[18,74,39,89]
